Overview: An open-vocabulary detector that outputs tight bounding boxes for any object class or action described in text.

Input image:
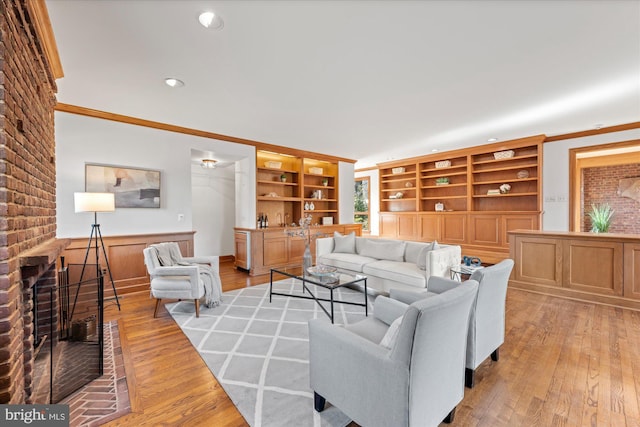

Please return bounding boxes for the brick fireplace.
[0,0,60,404]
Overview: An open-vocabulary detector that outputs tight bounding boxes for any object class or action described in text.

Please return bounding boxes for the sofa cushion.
[317,253,377,273]
[417,241,440,270]
[404,241,428,264]
[363,260,426,288]
[360,240,406,262]
[333,231,356,254]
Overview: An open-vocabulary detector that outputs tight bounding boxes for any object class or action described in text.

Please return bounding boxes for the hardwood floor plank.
[100,260,640,427]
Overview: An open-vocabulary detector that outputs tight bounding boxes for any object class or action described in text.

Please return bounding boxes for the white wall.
[338,161,355,224]
[542,128,640,231]
[55,112,254,256]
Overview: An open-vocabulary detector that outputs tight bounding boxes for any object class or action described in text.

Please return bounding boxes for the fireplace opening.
[31,262,104,404]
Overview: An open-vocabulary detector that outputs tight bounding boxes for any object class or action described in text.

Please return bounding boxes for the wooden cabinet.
[256,151,302,228]
[378,135,544,261]
[379,213,417,239]
[256,151,340,227]
[379,163,418,212]
[234,231,249,270]
[471,142,541,212]
[236,224,362,275]
[302,159,339,226]
[509,230,640,310]
[419,155,468,212]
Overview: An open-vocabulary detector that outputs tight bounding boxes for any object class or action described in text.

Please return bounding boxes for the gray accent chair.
[309,280,479,427]
[142,244,220,318]
[391,259,515,388]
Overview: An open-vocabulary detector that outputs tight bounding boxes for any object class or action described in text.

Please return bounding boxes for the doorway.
[569,140,640,232]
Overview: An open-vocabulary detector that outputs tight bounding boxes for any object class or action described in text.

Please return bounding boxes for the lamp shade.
[74,192,115,213]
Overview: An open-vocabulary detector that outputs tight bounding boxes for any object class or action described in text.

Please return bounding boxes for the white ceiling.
[46,0,640,168]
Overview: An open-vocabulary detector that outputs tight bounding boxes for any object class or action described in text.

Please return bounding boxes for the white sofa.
[316,234,461,294]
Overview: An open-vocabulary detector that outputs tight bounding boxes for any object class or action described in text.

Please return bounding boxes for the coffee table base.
[269,269,368,323]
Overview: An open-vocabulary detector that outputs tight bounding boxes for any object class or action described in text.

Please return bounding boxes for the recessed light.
[595,124,603,129]
[198,11,224,29]
[165,78,184,88]
[431,149,439,153]
[487,138,498,142]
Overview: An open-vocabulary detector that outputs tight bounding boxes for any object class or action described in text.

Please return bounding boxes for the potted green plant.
[321,178,329,187]
[280,174,287,182]
[588,203,614,233]
[435,177,449,185]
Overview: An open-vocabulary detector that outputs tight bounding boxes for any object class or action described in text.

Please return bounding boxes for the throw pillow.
[380,316,403,349]
[417,240,441,270]
[333,231,356,254]
[359,240,406,262]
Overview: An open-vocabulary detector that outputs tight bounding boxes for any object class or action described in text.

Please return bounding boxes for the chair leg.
[195,299,200,318]
[443,407,456,424]
[153,298,161,318]
[314,392,326,412]
[465,368,475,388]
[491,348,500,361]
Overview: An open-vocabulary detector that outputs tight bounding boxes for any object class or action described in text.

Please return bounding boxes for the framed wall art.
[85,164,161,208]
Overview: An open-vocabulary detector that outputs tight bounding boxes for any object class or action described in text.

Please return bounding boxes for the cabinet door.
[624,243,640,300]
[379,214,399,238]
[397,214,418,241]
[441,214,467,244]
[234,232,248,269]
[512,235,563,287]
[288,237,307,264]
[502,214,538,247]
[564,239,623,296]
[469,214,500,246]
[263,235,288,266]
[418,214,441,242]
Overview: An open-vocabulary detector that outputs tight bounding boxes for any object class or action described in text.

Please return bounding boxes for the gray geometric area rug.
[166,280,374,427]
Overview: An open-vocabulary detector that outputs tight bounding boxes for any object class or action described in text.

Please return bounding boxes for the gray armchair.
[309,281,479,427]
[391,259,515,388]
[143,242,222,317]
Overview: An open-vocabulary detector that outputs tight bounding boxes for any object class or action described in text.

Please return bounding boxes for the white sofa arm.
[151,265,201,295]
[315,237,335,258]
[427,245,461,278]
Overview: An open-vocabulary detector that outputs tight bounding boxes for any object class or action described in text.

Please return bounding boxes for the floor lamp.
[74,192,121,311]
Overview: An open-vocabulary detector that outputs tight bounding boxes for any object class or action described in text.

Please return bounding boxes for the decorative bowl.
[307,265,337,277]
[391,167,406,174]
[435,160,451,169]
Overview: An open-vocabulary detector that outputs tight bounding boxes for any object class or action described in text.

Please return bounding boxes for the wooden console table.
[508,230,640,310]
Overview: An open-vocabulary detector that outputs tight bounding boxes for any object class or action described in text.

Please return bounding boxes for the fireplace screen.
[32,263,104,404]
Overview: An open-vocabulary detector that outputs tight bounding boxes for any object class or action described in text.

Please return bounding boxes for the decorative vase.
[303,244,312,272]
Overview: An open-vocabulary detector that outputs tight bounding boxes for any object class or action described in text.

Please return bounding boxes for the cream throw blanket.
[150,243,222,307]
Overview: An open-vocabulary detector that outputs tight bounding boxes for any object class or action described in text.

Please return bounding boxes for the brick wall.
[0,0,57,403]
[582,164,640,234]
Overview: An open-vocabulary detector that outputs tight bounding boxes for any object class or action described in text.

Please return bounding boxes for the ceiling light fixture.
[431,149,439,153]
[165,78,184,88]
[198,11,224,29]
[201,159,218,169]
[487,137,498,142]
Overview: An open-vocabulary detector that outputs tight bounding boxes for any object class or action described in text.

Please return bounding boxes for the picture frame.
[85,163,161,208]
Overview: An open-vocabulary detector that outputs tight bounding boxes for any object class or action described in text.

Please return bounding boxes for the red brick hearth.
[0,0,59,404]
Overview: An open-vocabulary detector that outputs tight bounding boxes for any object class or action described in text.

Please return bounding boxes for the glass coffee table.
[269,266,368,323]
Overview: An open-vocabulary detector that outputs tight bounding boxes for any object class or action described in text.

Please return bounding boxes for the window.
[354,177,370,232]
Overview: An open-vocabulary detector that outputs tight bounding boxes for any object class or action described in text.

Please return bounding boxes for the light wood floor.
[103,260,640,426]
